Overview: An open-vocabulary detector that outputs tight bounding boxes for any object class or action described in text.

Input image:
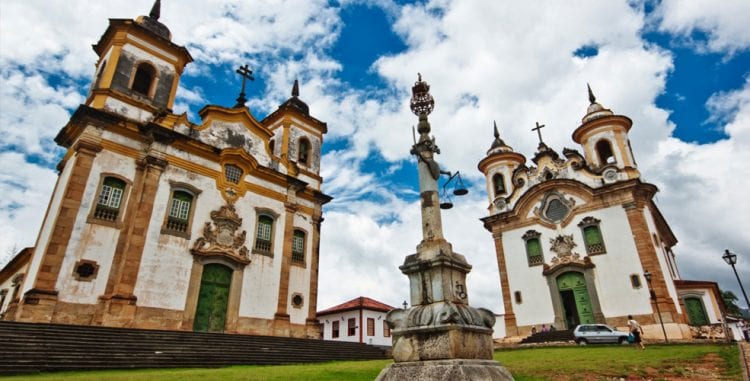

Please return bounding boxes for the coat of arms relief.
[548,234,585,267]
[191,203,250,266]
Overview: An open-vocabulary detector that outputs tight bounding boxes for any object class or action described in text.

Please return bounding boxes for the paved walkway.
[740,341,750,381]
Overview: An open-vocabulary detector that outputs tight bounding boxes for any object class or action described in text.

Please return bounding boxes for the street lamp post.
[723,250,750,311]
[644,271,669,344]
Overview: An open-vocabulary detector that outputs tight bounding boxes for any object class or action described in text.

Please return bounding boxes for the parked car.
[573,324,629,345]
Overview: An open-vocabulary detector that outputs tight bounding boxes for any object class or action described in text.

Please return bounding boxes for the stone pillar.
[273,203,296,334]
[305,213,323,338]
[623,202,678,320]
[16,139,102,322]
[98,154,167,327]
[492,230,518,337]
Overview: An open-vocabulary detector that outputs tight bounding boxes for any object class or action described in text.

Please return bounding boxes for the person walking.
[627,315,645,349]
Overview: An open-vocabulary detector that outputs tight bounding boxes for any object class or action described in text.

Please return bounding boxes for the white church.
[0,2,330,338]
[478,88,727,340]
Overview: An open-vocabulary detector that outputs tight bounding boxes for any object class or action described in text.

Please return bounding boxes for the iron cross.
[532,122,546,145]
[234,64,255,108]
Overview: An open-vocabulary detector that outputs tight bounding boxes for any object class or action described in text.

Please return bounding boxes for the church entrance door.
[557,272,595,329]
[193,264,232,332]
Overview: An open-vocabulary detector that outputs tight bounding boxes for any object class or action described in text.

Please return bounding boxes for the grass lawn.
[0,344,741,380]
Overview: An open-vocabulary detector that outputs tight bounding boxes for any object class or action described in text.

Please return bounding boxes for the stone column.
[492,231,518,336]
[98,154,167,327]
[305,213,323,338]
[273,202,296,334]
[623,202,678,321]
[16,139,102,322]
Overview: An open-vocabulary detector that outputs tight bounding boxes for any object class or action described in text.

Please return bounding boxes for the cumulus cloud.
[654,0,750,54]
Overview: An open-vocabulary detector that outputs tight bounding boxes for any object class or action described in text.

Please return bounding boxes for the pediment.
[193,105,273,166]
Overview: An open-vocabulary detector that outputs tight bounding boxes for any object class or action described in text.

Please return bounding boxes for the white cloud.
[654,0,750,54]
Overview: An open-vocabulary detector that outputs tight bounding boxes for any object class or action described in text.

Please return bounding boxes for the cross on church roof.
[234,64,255,108]
[532,121,546,145]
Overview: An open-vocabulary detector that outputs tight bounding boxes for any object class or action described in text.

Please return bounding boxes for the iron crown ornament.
[410,73,434,117]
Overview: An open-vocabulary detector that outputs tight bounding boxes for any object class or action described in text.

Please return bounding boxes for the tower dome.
[135,0,172,40]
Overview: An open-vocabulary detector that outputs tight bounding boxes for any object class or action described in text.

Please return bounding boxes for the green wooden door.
[557,272,595,325]
[684,297,709,325]
[193,264,232,332]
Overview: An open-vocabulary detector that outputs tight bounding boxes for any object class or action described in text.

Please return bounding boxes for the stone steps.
[0,321,387,375]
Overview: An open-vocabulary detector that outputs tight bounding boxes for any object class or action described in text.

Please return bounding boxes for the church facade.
[4,2,330,338]
[478,89,696,340]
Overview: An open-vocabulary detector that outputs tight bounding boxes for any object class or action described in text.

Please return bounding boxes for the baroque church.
[0,2,330,338]
[478,88,725,340]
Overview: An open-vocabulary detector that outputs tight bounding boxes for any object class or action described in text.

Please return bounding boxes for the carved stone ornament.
[386,301,495,331]
[191,203,250,266]
[534,190,576,224]
[547,234,585,267]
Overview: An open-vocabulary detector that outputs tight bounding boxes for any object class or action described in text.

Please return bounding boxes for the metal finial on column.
[587,83,596,104]
[149,0,161,20]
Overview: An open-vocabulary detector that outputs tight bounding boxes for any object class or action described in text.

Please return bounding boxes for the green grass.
[0,344,740,380]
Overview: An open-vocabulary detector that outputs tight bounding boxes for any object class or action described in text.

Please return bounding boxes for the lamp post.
[643,271,668,344]
[723,250,750,311]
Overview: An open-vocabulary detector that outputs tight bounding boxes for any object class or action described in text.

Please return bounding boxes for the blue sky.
[1,0,749,312]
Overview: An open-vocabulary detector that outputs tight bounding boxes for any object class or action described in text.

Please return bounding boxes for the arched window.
[166,190,194,233]
[492,173,506,197]
[578,217,606,255]
[291,229,306,264]
[254,215,274,254]
[684,297,709,326]
[94,60,107,89]
[595,140,616,165]
[269,139,275,155]
[298,138,310,165]
[132,63,156,97]
[94,176,127,222]
[522,230,543,266]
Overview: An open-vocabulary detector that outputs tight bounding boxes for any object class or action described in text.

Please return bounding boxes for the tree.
[721,290,742,316]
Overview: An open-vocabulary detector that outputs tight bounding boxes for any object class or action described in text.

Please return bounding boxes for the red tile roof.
[316,296,396,316]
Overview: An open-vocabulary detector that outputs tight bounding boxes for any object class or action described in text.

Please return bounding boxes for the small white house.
[317,297,396,346]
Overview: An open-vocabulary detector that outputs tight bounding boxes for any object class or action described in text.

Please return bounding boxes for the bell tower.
[478,122,527,214]
[572,85,639,178]
[86,0,192,120]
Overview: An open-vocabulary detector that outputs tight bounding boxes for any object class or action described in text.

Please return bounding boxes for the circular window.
[545,199,569,222]
[292,294,304,308]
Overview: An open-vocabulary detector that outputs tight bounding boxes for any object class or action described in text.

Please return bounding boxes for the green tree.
[721,290,742,316]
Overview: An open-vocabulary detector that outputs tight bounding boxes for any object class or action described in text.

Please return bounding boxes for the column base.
[14,289,59,322]
[96,294,137,328]
[376,359,514,381]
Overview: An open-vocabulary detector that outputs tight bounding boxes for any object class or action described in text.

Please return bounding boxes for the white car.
[573,324,630,345]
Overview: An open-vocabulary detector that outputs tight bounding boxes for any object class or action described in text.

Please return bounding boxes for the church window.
[492,173,506,196]
[684,297,709,326]
[298,137,310,165]
[94,59,107,89]
[332,321,339,338]
[383,321,391,337]
[131,62,156,97]
[545,199,568,222]
[514,291,522,304]
[224,164,243,184]
[367,318,375,336]
[93,176,128,223]
[269,139,275,154]
[348,318,356,336]
[253,215,274,254]
[522,230,543,266]
[291,293,304,308]
[630,274,641,288]
[73,260,99,281]
[595,140,616,165]
[578,217,606,255]
[292,229,306,264]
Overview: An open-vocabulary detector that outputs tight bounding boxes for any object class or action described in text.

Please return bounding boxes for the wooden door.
[193,264,232,332]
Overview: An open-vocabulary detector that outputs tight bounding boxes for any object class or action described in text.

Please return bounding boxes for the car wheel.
[577,339,587,346]
[618,337,627,344]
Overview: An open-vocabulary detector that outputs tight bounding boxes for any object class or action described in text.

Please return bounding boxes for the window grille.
[166,191,193,233]
[523,230,544,266]
[225,165,243,184]
[292,230,305,263]
[254,215,273,252]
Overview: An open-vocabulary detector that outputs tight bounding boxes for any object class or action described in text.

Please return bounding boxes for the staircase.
[0,321,388,375]
[519,329,575,344]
